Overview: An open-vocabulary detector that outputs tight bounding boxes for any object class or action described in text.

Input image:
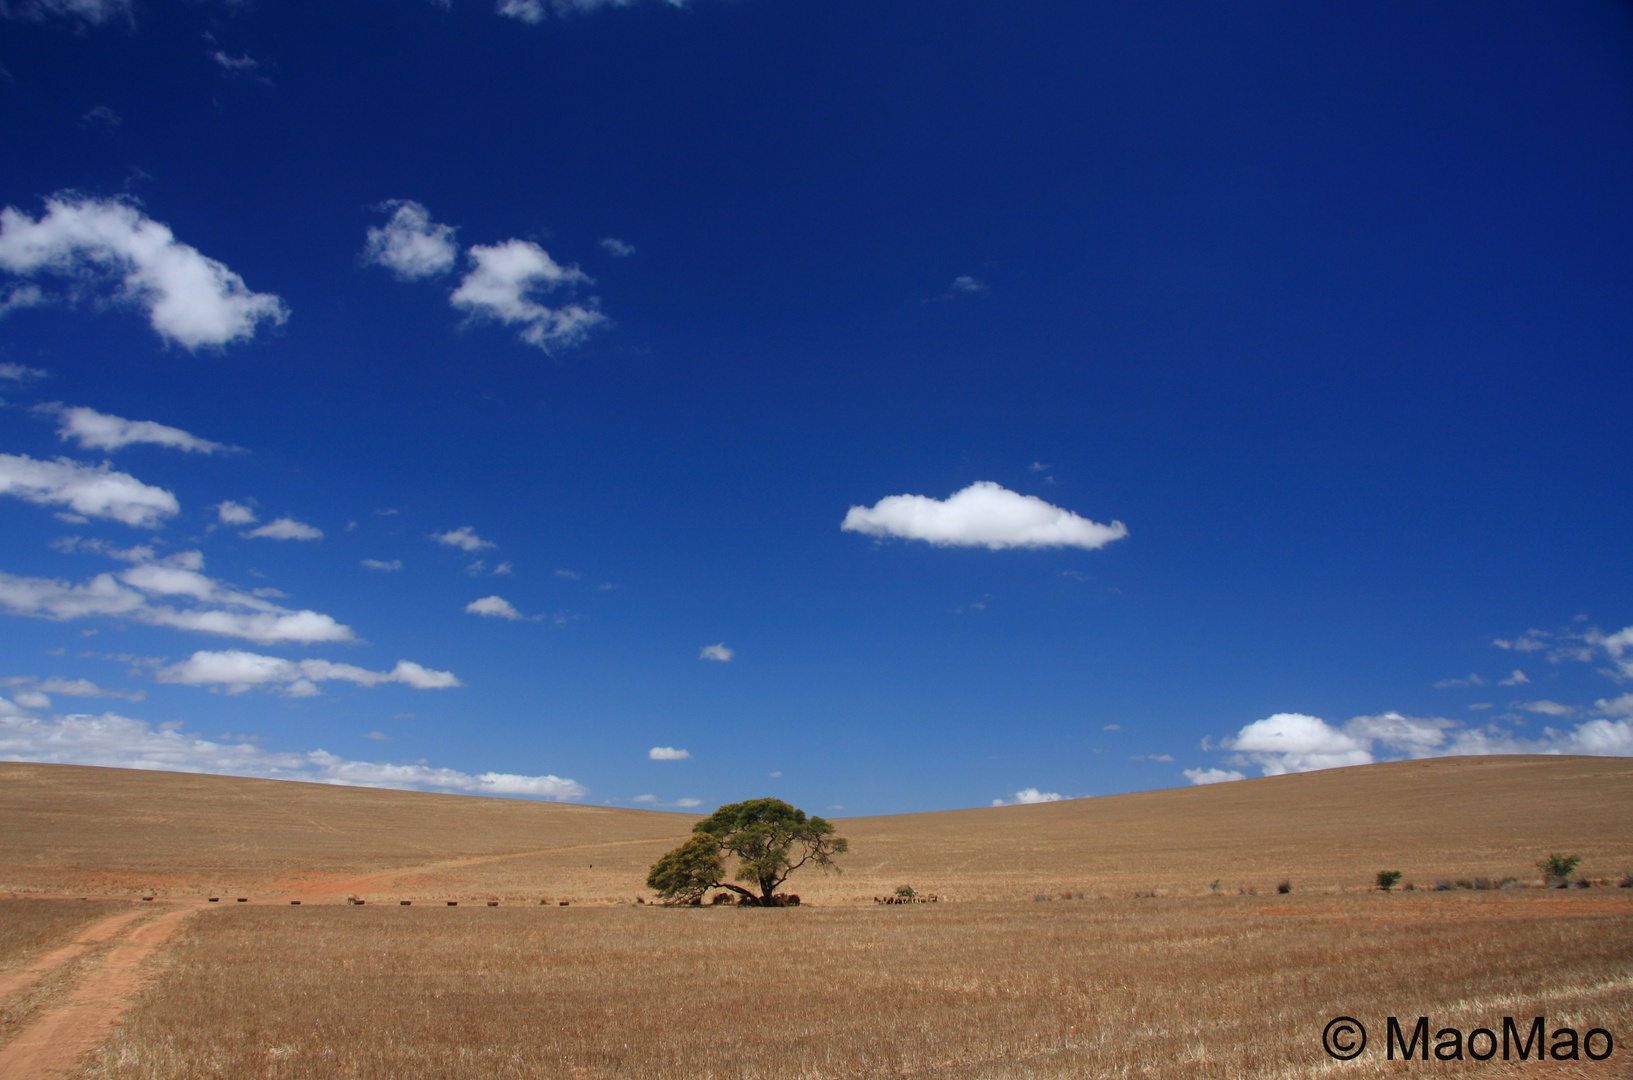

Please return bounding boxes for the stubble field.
[76,891,1633,1080]
[0,755,1629,1079]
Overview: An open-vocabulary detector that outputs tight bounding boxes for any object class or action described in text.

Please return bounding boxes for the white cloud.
[433,526,494,552]
[992,787,1064,806]
[1499,669,1530,686]
[1208,707,1633,780]
[242,516,322,541]
[1227,712,1375,775]
[842,481,1128,551]
[1493,632,1549,653]
[0,362,47,381]
[450,239,604,351]
[13,690,50,709]
[0,195,287,348]
[466,595,522,620]
[699,643,733,662]
[599,237,634,257]
[496,0,545,20]
[0,710,585,800]
[0,551,354,645]
[1183,767,1246,785]
[1520,700,1575,717]
[0,454,178,527]
[1102,723,1120,731]
[493,561,513,575]
[363,200,458,280]
[648,746,690,760]
[2,0,130,25]
[157,649,459,695]
[4,674,144,701]
[1597,693,1633,717]
[361,559,402,572]
[951,275,988,295]
[214,500,257,525]
[1432,673,1485,689]
[46,404,229,454]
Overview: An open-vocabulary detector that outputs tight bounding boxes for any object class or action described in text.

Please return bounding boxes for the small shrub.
[1571,877,1591,889]
[1276,880,1291,895]
[1432,880,1451,892]
[1403,882,1416,891]
[1537,853,1582,886]
[894,885,916,899]
[1375,870,1402,892]
[1210,879,1222,893]
[1033,893,1048,902]
[1620,871,1633,889]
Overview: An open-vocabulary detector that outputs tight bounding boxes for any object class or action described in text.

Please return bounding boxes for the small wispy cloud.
[699,643,734,662]
[599,237,634,257]
[992,787,1065,806]
[648,746,691,761]
[242,517,322,541]
[361,559,403,571]
[433,526,495,552]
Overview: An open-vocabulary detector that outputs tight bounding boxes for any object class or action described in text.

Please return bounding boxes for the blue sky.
[0,0,1630,814]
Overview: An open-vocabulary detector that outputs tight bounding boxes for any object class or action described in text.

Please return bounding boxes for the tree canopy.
[646,798,848,905]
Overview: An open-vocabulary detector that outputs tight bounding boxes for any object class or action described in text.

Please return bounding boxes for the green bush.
[1375,870,1402,891]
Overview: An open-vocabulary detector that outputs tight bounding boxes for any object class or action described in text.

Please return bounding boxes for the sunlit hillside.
[2,756,1628,903]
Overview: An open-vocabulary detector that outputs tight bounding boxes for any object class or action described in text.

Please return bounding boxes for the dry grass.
[76,891,1632,1080]
[3,756,1630,904]
[0,898,128,969]
[0,898,144,1055]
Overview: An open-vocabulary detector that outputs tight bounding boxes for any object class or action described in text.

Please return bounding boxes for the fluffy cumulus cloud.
[1228,712,1376,775]
[434,526,494,552]
[1190,707,1633,784]
[242,516,322,541]
[465,595,522,620]
[213,500,256,525]
[1182,767,1246,785]
[699,643,733,662]
[0,549,354,645]
[648,746,691,760]
[0,195,287,348]
[0,453,178,527]
[992,787,1065,806]
[362,200,458,280]
[0,709,585,800]
[450,239,604,351]
[842,481,1128,551]
[45,405,229,454]
[156,649,460,696]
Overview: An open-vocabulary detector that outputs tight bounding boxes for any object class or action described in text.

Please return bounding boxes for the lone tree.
[1376,870,1403,892]
[647,798,847,906]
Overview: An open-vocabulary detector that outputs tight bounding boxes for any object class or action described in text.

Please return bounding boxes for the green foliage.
[645,834,724,905]
[1376,870,1402,891]
[1537,853,1582,884]
[646,798,848,906]
[894,885,915,899]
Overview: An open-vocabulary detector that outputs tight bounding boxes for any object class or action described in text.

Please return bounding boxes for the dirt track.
[0,905,193,1080]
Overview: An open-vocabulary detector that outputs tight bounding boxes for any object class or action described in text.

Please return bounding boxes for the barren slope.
[2,756,1629,903]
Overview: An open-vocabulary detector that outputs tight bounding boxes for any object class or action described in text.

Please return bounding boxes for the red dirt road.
[0,905,194,1079]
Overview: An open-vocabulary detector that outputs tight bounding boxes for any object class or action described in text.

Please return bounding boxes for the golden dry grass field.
[0,755,1628,1079]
